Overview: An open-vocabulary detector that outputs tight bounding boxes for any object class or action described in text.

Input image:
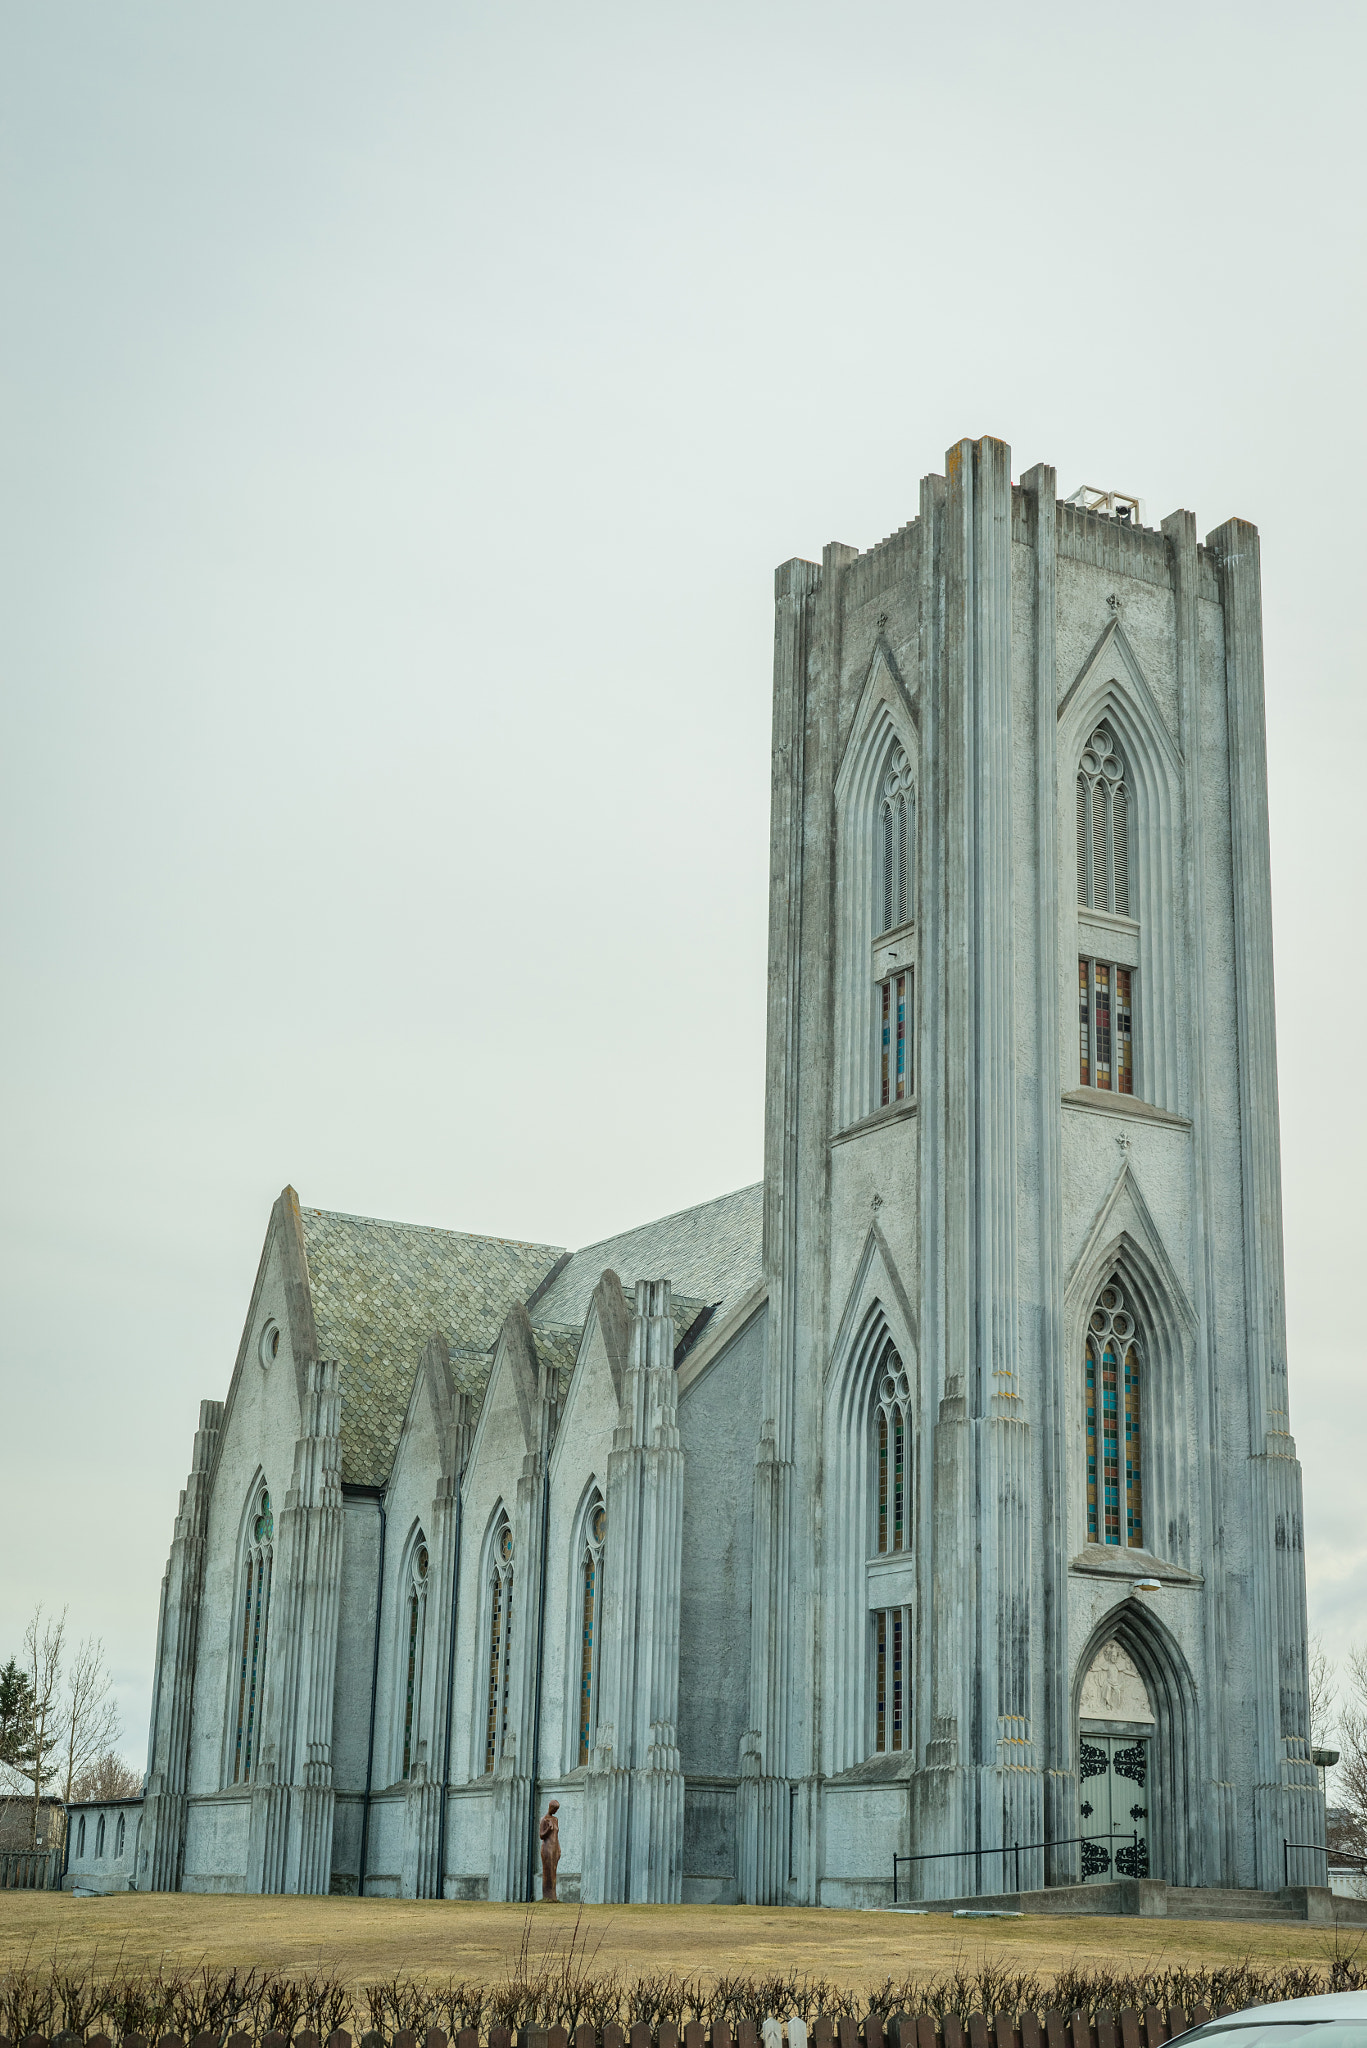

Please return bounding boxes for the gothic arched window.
[401,1530,430,1780]
[870,1340,911,1754]
[1077,726,1129,915]
[577,1494,606,1765]
[1085,1279,1143,1548]
[875,749,915,1110]
[877,748,915,937]
[114,1812,125,1858]
[874,1348,911,1555]
[95,1812,106,1857]
[77,1814,86,1857]
[1077,726,1135,1094]
[232,1483,273,1784]
[483,1517,514,1774]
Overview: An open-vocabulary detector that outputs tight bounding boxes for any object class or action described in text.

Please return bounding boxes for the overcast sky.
[2,2,1364,1772]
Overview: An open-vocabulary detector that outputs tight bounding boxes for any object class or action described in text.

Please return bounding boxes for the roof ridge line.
[302,1204,566,1255]
[568,1181,763,1262]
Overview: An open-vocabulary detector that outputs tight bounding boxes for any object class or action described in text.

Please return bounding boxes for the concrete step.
[900,1879,1310,1922]
[1166,1887,1300,1921]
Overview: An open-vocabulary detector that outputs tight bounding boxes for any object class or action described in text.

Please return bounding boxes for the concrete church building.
[95,437,1324,1908]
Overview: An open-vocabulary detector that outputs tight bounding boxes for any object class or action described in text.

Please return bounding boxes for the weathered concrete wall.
[187,1235,303,1801]
[678,1308,762,1781]
[65,1802,141,1894]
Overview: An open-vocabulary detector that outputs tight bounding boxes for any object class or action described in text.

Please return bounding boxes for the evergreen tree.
[0,1656,36,1773]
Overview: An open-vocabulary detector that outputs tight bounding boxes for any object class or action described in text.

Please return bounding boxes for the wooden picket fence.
[0,1850,62,1891]
[0,2005,1235,2048]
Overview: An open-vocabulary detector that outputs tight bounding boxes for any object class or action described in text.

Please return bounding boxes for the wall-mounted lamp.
[1130,1577,1161,1596]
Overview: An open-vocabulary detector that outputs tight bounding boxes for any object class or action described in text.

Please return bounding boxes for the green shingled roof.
[532,1184,763,1329]
[299,1207,565,1485]
[294,1186,764,1488]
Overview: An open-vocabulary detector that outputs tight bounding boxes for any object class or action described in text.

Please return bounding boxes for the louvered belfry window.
[1077,726,1130,916]
[877,748,914,936]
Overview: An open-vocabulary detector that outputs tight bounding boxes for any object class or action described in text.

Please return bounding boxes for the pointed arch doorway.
[1072,1607,1203,1887]
[1078,1639,1153,1879]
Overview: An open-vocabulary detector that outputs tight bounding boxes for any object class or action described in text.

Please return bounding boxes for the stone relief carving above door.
[1079,1638,1155,1723]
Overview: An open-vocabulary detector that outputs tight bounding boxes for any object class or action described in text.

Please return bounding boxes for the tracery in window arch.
[577,1494,606,1766]
[1077,725,1130,916]
[877,748,915,936]
[232,1482,273,1784]
[1085,1278,1143,1548]
[484,1517,514,1774]
[874,1348,911,1555]
[401,1531,430,1780]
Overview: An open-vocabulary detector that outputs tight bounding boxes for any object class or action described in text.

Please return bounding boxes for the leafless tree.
[10,1607,65,1849]
[1334,1642,1367,1858]
[70,1750,142,1803]
[59,1636,121,1807]
[1309,1634,1336,1751]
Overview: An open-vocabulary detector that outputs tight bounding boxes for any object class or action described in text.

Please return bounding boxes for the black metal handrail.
[1283,1836,1362,1886]
[892,1830,1139,1905]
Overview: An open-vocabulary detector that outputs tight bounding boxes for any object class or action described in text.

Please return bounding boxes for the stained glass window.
[579,1554,597,1765]
[877,1413,888,1554]
[876,1612,886,1752]
[1077,726,1130,916]
[1094,962,1112,1089]
[499,1599,513,1756]
[578,1494,605,1766]
[1085,1280,1142,1548]
[874,1347,910,1556]
[233,1483,273,1786]
[1115,969,1133,1094]
[1078,957,1134,1095]
[403,1596,419,1777]
[878,970,912,1107]
[401,1530,428,1781]
[233,1557,254,1782]
[484,1570,504,1773]
[874,1607,907,1753]
[484,1519,514,1775]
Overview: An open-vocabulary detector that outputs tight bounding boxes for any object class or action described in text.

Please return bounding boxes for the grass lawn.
[0,1895,1360,1993]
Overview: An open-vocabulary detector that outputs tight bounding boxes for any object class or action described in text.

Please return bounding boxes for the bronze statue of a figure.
[538,1797,561,1900]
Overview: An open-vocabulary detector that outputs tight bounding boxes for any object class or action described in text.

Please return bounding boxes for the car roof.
[1193,1996,1367,2026]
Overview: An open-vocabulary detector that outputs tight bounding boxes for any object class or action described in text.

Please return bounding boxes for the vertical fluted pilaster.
[1209,517,1322,1887]
[583,1281,683,1903]
[139,1399,222,1893]
[916,438,1040,1892]
[1165,507,1228,1884]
